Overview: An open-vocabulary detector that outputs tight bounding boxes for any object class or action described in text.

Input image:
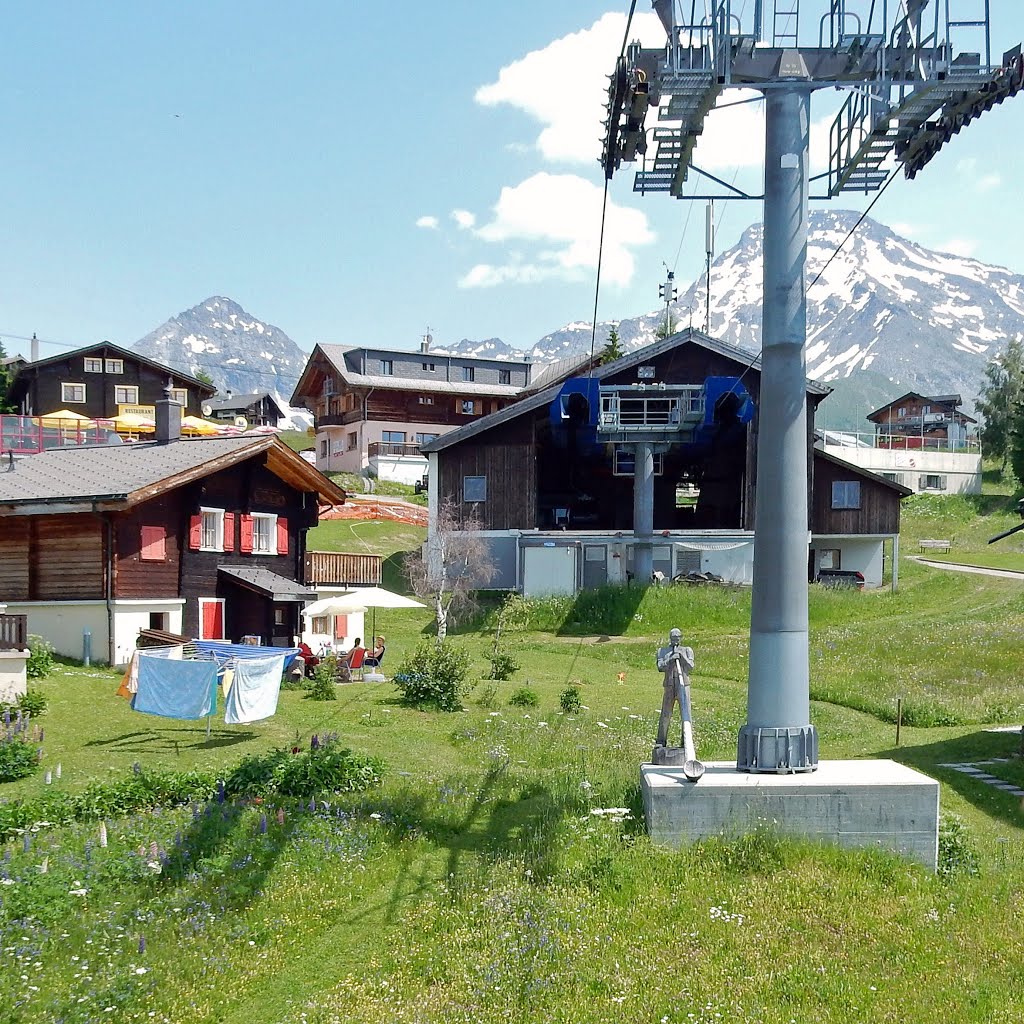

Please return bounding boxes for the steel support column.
[633,441,655,584]
[737,87,818,773]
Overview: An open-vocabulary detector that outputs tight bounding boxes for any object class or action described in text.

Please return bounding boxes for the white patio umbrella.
[338,586,425,644]
[301,596,368,618]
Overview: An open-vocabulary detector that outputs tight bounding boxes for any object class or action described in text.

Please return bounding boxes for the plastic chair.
[346,647,366,681]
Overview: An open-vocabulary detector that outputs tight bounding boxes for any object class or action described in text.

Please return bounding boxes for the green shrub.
[0,734,39,782]
[474,683,498,709]
[15,690,48,716]
[560,686,583,714]
[393,641,471,711]
[508,687,539,708]
[938,813,980,879]
[306,658,338,701]
[224,739,383,798]
[25,635,54,680]
[489,651,521,681]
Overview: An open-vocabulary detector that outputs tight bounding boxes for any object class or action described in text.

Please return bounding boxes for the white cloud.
[977,173,1002,192]
[415,215,439,229]
[451,209,476,230]
[955,158,1001,192]
[459,172,654,289]
[938,238,979,257]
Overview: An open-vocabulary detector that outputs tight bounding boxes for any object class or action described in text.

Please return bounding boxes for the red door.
[200,600,224,640]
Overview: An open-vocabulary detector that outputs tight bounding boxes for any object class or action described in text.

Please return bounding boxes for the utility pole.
[658,268,677,338]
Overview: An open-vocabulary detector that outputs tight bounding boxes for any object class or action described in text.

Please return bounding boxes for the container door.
[522,546,577,598]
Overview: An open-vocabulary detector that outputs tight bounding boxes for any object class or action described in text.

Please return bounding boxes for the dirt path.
[911,556,1024,581]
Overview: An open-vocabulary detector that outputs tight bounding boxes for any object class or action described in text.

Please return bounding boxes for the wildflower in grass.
[311,734,320,750]
[99,821,108,847]
[259,814,268,835]
[138,936,146,954]
[277,807,286,825]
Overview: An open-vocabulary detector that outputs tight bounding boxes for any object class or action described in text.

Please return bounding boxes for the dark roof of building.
[814,448,914,497]
[217,565,316,602]
[0,435,346,512]
[10,341,216,395]
[205,392,287,415]
[866,391,976,424]
[421,328,832,453]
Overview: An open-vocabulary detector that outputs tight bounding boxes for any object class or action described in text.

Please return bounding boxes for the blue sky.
[4,2,1024,361]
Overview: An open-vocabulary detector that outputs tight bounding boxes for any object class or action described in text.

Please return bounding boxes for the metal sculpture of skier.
[654,628,704,780]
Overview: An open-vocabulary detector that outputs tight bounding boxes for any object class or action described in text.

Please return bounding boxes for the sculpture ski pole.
[674,658,705,782]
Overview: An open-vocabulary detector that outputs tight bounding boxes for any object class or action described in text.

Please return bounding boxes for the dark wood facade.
[437,335,826,534]
[8,342,214,420]
[811,451,903,535]
[0,515,105,601]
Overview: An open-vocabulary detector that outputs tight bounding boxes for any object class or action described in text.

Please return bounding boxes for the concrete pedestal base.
[641,759,939,869]
[0,650,29,705]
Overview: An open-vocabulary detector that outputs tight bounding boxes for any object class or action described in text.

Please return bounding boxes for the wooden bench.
[919,539,952,553]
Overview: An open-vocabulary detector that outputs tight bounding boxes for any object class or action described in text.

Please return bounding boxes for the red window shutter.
[223,512,235,553]
[140,524,166,561]
[189,513,202,551]
[334,614,348,640]
[276,517,288,556]
[240,514,254,554]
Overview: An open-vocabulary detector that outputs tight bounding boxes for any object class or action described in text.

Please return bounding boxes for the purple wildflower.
[310,733,320,750]
[258,814,268,834]
[138,935,146,954]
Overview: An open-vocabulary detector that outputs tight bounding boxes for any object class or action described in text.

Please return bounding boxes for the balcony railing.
[303,551,382,587]
[1,415,114,455]
[367,441,426,459]
[598,385,705,431]
[819,429,981,454]
[0,614,28,652]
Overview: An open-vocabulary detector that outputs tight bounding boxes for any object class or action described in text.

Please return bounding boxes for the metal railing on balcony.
[303,551,382,587]
[598,385,705,431]
[0,415,114,455]
[819,429,981,454]
[367,441,426,459]
[0,614,28,652]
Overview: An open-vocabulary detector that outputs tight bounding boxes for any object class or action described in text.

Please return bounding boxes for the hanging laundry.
[223,653,286,725]
[116,645,183,700]
[133,656,217,720]
[219,667,235,699]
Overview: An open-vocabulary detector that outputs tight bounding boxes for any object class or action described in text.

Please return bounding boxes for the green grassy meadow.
[4,493,1024,1023]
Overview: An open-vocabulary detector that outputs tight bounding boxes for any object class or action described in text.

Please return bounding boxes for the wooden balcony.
[303,551,382,587]
[0,613,28,652]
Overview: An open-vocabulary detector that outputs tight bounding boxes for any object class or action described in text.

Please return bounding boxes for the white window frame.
[346,431,358,450]
[418,395,434,405]
[380,359,394,375]
[422,361,436,372]
[83,357,103,373]
[381,430,406,444]
[311,615,330,635]
[200,507,225,551]
[831,481,861,510]
[115,385,139,405]
[198,598,226,640]
[819,548,841,569]
[61,382,86,404]
[462,366,475,382]
[105,358,124,374]
[251,512,278,555]
[459,399,478,415]
[499,368,511,385]
[170,388,188,406]
[463,475,487,502]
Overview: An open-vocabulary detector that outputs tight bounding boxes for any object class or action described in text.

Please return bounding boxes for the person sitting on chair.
[364,636,386,670]
[345,638,366,676]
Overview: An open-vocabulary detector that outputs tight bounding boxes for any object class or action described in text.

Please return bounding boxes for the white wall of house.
[811,535,886,587]
[369,452,428,485]
[300,589,365,655]
[4,601,110,663]
[820,443,981,495]
[111,600,185,666]
[317,420,458,478]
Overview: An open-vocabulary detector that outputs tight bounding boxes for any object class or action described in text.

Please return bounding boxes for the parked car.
[816,568,865,589]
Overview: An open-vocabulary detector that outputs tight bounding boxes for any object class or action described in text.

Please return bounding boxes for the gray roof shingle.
[217,565,316,602]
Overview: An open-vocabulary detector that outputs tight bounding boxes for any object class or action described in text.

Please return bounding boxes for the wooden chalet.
[0,401,347,664]
[422,329,912,593]
[204,391,287,428]
[866,391,976,445]
[6,341,215,421]
[289,341,588,482]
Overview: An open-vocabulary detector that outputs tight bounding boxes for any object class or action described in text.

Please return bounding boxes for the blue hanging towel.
[133,656,218,720]
[224,653,286,724]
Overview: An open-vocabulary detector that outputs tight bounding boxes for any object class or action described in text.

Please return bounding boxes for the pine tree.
[599,324,624,364]
[976,338,1024,471]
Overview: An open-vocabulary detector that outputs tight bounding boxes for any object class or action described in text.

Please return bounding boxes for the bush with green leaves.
[26,635,54,680]
[393,640,471,711]
[0,733,39,783]
[305,657,338,701]
[508,687,539,708]
[560,686,583,715]
[15,690,47,716]
[489,651,521,681]
[224,738,383,798]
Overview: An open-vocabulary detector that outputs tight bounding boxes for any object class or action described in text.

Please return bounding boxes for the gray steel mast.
[602,0,1022,772]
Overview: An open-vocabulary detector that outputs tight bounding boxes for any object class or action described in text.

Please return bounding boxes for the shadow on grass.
[84,728,256,753]
[964,493,1021,517]
[883,728,1024,830]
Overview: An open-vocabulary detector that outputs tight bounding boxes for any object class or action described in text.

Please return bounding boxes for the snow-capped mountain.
[517,211,1024,425]
[132,296,308,401]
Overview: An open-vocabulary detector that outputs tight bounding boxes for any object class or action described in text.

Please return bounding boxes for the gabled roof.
[814,448,914,497]
[866,391,976,424]
[0,435,345,514]
[421,327,832,453]
[11,341,216,396]
[205,392,287,416]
